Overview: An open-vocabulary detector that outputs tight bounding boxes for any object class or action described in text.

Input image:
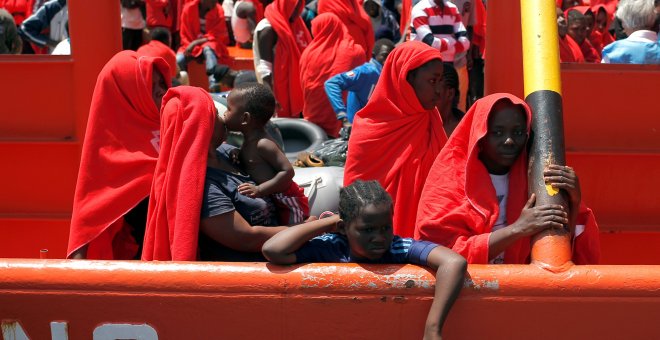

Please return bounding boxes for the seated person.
[177,0,230,91]
[363,0,400,42]
[436,63,465,137]
[566,7,600,62]
[343,41,448,238]
[223,83,310,225]
[231,0,265,49]
[138,27,179,84]
[601,0,660,64]
[317,0,374,60]
[299,12,366,137]
[324,38,395,124]
[141,86,292,261]
[68,51,171,259]
[415,93,600,265]
[589,4,615,54]
[253,0,311,117]
[262,180,467,340]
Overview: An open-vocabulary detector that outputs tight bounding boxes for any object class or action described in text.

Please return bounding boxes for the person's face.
[151,68,168,111]
[568,17,587,44]
[407,59,444,110]
[557,8,568,37]
[364,0,380,18]
[595,9,608,32]
[478,102,528,175]
[343,203,394,261]
[373,44,393,65]
[584,12,594,36]
[224,91,246,131]
[437,79,455,118]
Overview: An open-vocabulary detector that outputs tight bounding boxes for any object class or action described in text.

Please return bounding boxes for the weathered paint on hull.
[1,260,660,339]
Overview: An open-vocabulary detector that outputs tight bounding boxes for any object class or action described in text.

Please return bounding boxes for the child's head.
[224,83,276,132]
[557,7,568,38]
[406,59,444,110]
[150,27,172,47]
[338,180,394,260]
[478,100,528,175]
[567,9,588,44]
[595,7,609,32]
[372,38,395,65]
[583,9,595,36]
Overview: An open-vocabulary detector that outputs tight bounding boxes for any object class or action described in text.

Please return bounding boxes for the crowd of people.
[4,0,655,337]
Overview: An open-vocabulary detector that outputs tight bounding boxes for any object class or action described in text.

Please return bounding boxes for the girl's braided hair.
[339,180,393,225]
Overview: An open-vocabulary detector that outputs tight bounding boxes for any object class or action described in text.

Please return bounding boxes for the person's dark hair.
[339,180,392,226]
[372,38,395,56]
[567,8,585,24]
[233,83,276,124]
[150,27,172,45]
[442,62,460,109]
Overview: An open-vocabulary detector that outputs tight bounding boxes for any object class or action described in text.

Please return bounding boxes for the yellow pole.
[520,0,572,270]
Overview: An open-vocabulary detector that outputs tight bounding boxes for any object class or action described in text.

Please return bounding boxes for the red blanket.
[142,87,216,261]
[146,0,173,28]
[415,93,600,264]
[178,0,229,61]
[138,39,178,78]
[566,6,601,62]
[0,0,34,25]
[559,34,585,62]
[344,41,447,238]
[318,0,374,59]
[264,0,312,118]
[400,0,411,38]
[67,51,171,259]
[589,4,615,54]
[300,13,366,137]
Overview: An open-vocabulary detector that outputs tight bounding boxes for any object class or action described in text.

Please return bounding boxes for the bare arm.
[238,138,294,197]
[423,246,467,340]
[200,210,288,252]
[262,215,340,264]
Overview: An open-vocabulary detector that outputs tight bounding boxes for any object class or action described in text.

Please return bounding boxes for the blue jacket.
[19,0,67,47]
[601,30,660,65]
[323,59,383,123]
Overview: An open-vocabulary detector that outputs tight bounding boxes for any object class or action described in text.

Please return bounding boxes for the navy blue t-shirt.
[199,145,278,261]
[295,234,438,265]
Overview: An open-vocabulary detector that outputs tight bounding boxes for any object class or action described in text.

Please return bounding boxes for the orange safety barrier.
[1,261,660,339]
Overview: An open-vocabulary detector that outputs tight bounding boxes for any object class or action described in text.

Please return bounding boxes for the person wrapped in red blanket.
[176,0,230,91]
[566,6,601,62]
[343,41,448,238]
[67,51,171,259]
[299,12,366,137]
[415,93,600,265]
[141,86,217,261]
[557,7,585,63]
[317,0,374,60]
[255,0,311,118]
[590,3,615,54]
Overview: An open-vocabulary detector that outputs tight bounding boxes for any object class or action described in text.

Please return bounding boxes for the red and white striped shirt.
[410,0,470,62]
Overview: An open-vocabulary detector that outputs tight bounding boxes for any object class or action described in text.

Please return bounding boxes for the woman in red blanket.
[415,93,600,265]
[299,13,366,137]
[590,3,615,54]
[317,0,374,60]
[141,87,292,261]
[67,51,171,259]
[256,0,311,118]
[343,41,447,238]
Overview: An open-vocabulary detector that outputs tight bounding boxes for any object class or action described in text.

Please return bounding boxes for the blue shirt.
[324,59,383,123]
[295,234,438,265]
[601,30,660,65]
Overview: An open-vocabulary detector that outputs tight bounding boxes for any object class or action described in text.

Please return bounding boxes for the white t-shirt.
[489,173,509,264]
[51,38,70,55]
[232,0,253,44]
[121,6,145,30]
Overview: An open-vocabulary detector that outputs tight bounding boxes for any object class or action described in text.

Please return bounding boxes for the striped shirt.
[410,0,469,62]
[295,234,438,265]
